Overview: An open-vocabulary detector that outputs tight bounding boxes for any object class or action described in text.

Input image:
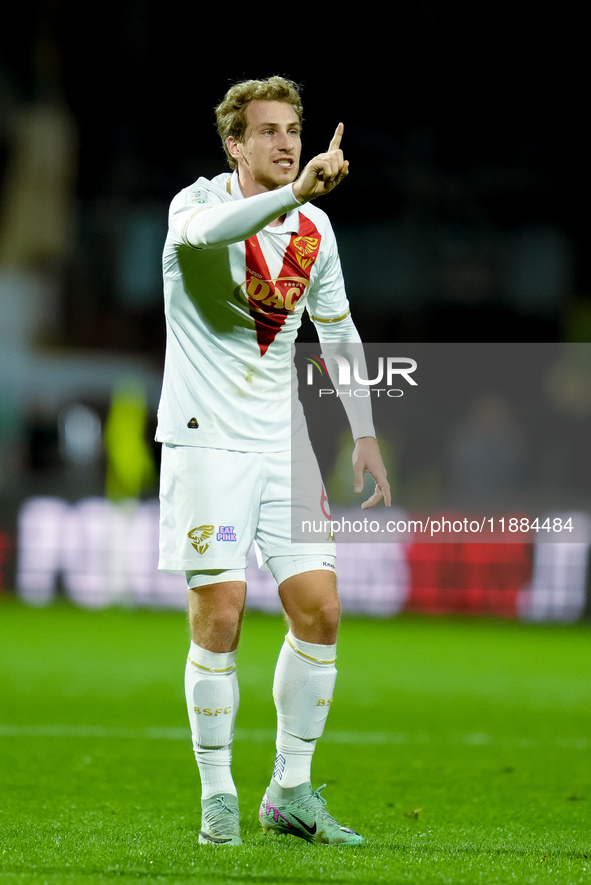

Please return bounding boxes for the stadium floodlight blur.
[58,404,102,466]
[14,494,591,622]
[7,338,591,621]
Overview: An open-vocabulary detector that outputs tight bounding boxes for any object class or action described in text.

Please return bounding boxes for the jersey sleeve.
[305,221,352,326]
[167,180,301,250]
[307,221,376,441]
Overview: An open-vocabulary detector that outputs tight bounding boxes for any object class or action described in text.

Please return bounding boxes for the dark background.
[2,0,588,352]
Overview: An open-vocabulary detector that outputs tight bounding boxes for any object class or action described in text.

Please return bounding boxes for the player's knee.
[313,592,341,634]
[189,597,242,634]
[186,572,246,650]
[283,582,341,643]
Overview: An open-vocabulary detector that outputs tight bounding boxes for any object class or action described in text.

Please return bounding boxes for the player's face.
[228,100,302,196]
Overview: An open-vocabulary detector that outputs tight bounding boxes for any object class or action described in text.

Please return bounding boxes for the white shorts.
[158,443,336,575]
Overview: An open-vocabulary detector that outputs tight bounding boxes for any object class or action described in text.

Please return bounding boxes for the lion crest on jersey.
[293,235,319,270]
[188,525,215,555]
[245,216,322,355]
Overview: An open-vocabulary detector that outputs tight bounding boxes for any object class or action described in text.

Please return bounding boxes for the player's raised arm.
[292,123,349,204]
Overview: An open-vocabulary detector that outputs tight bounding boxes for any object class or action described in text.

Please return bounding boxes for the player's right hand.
[292,123,349,203]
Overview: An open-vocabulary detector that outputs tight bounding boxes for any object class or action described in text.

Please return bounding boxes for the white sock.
[272,631,337,789]
[184,641,239,800]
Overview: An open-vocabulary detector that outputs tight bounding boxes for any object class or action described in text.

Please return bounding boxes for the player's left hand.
[352,437,392,509]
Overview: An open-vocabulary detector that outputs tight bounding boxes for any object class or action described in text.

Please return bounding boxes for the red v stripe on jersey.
[245,213,322,355]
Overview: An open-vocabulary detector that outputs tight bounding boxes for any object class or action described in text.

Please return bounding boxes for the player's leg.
[278,565,341,644]
[254,447,362,843]
[184,573,245,845]
[254,448,341,787]
[186,573,246,794]
[272,565,340,787]
[259,561,362,844]
[158,444,261,846]
[187,574,246,652]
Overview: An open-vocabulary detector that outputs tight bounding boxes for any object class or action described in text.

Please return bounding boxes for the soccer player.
[156,76,390,846]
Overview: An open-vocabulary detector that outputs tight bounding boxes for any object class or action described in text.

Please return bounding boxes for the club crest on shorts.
[188,525,214,554]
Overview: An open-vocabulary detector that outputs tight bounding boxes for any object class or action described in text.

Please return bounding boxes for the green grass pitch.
[1,597,590,884]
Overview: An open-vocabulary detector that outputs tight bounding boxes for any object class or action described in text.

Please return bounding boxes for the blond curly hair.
[215,76,304,170]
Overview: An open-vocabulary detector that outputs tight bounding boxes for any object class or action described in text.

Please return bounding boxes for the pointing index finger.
[328,122,344,152]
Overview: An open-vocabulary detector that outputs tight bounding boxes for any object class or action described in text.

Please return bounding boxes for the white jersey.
[156,171,371,452]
